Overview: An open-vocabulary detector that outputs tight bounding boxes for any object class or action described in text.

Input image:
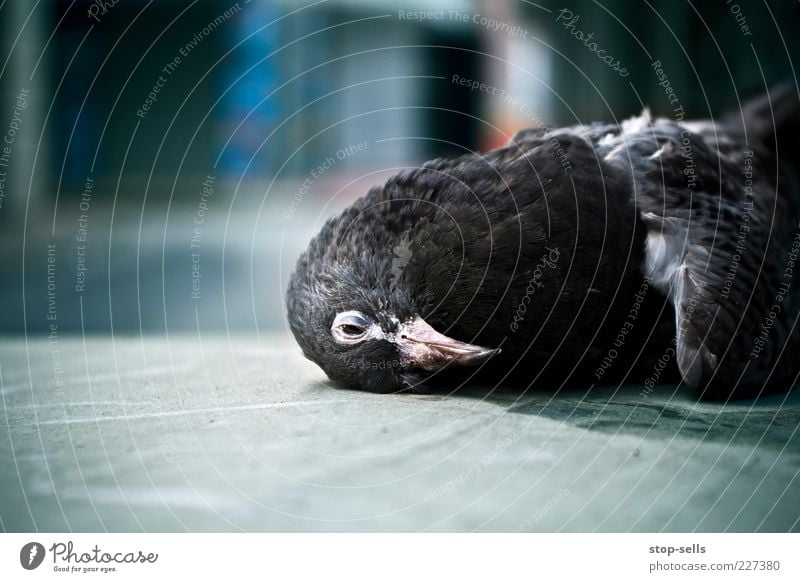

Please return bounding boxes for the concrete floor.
[1,333,799,532]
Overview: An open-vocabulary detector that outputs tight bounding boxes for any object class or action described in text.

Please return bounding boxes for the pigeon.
[286,86,800,399]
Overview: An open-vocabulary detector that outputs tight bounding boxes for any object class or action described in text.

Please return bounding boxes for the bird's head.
[285,201,499,393]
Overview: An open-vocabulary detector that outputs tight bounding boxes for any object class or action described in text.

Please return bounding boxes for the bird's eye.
[340,324,364,336]
[331,311,372,344]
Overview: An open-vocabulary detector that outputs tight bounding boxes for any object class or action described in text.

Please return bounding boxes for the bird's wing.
[596,90,800,398]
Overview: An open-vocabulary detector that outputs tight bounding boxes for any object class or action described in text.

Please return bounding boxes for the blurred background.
[1,0,799,335]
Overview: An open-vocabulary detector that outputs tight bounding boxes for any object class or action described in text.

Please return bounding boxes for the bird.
[286,86,800,399]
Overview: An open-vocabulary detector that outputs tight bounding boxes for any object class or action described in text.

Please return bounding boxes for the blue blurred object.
[215,1,283,178]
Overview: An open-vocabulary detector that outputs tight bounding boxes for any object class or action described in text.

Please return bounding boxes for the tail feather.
[730,83,800,162]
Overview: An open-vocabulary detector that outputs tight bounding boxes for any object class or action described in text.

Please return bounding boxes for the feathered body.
[287,87,800,398]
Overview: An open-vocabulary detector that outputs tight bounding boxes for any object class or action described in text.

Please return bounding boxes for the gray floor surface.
[1,334,799,532]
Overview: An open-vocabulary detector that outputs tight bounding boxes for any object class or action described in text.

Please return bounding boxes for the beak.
[396,316,500,371]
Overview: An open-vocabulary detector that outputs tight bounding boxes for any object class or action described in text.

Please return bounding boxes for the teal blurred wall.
[1,0,798,333]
